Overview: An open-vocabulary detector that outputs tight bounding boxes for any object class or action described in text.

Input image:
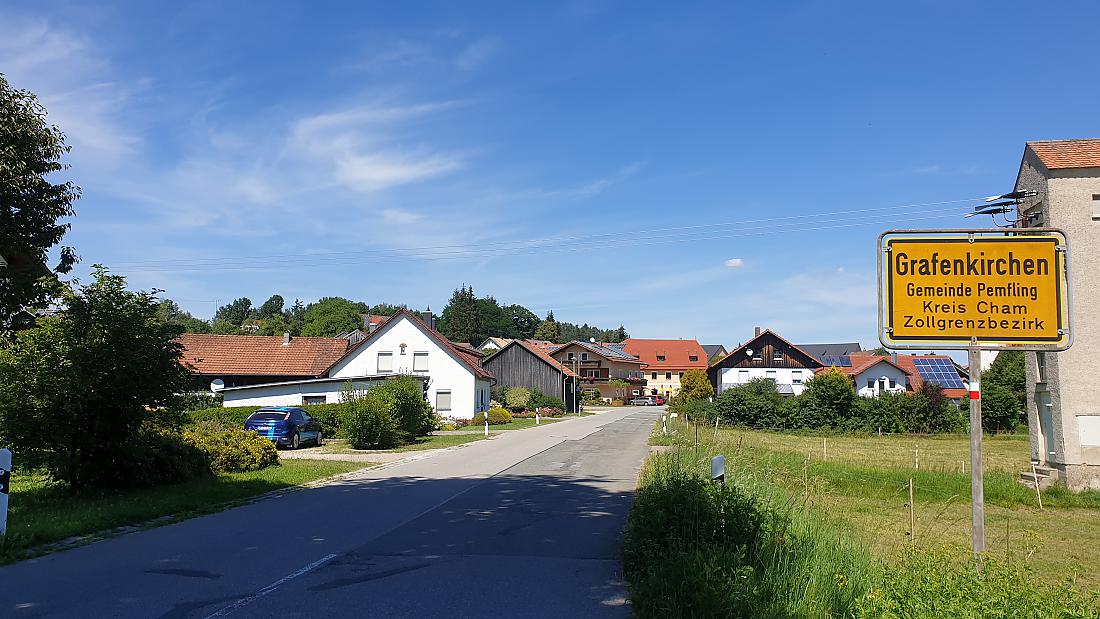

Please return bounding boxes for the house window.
[792,371,802,385]
[738,369,749,383]
[1036,353,1047,382]
[567,352,575,361]
[678,372,684,378]
[889,378,897,389]
[765,370,777,382]
[1093,194,1100,220]
[413,351,429,373]
[656,355,666,362]
[378,351,393,373]
[436,390,452,412]
[867,379,875,389]
[651,372,657,379]
[585,369,600,378]
[665,372,672,380]
[689,355,698,362]
[773,350,784,362]
[303,395,326,405]
[581,352,589,361]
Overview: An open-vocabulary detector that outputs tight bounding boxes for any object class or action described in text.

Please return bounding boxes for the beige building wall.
[1017,151,1100,490]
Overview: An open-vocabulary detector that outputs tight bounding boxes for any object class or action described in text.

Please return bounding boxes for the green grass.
[631,419,1100,616]
[659,419,1100,592]
[0,459,365,563]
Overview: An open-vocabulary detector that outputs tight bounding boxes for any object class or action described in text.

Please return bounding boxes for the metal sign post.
[0,448,11,536]
[877,228,1073,563]
[967,347,984,556]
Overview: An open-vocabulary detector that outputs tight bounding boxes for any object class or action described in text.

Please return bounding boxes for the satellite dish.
[589,337,596,343]
[210,379,225,392]
[746,348,754,357]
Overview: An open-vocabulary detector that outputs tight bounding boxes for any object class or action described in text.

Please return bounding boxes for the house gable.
[710,330,823,372]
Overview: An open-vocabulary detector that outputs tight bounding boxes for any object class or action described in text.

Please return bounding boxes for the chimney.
[421,307,435,330]
[367,321,377,333]
[282,332,291,346]
[754,326,761,337]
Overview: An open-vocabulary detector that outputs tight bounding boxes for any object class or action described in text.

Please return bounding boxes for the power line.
[113,196,982,270]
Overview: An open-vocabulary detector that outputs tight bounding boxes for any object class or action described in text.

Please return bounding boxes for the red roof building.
[621,338,708,398]
[178,333,349,389]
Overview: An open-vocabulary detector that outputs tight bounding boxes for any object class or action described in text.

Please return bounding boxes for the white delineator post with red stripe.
[968,347,984,559]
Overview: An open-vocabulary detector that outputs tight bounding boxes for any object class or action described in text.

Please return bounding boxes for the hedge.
[185,403,346,438]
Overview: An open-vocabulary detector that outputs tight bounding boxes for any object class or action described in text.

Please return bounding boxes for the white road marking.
[202,553,338,618]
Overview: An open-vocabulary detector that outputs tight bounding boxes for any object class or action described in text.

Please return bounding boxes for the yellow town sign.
[879,231,1071,349]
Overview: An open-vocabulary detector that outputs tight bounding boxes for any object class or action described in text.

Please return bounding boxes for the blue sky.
[3,1,1098,348]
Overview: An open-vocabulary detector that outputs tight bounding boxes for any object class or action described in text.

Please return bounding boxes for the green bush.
[183,422,279,473]
[580,388,603,405]
[341,384,402,449]
[186,406,262,427]
[668,398,717,422]
[979,384,1021,433]
[384,376,438,437]
[855,544,1099,618]
[472,407,514,425]
[504,386,532,409]
[528,388,566,410]
[112,428,213,488]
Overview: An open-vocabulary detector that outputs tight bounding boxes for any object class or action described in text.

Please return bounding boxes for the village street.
[1,407,661,618]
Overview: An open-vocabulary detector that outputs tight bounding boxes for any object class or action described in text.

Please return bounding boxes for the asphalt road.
[2,406,662,618]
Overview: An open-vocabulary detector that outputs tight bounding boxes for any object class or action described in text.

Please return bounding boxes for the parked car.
[630,396,656,406]
[244,407,323,449]
[654,395,666,406]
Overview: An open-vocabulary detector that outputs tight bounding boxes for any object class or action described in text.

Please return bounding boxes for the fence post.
[908,477,915,542]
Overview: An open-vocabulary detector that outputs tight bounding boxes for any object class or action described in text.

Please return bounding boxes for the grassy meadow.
[641,418,1100,614]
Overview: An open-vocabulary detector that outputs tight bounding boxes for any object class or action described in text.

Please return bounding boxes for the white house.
[220,375,423,407]
[817,353,909,398]
[328,309,494,419]
[707,329,824,396]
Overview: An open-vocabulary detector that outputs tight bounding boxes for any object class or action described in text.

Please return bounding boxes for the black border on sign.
[886,236,1063,343]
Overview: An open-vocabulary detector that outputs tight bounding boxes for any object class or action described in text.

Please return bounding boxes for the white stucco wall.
[717,367,811,395]
[329,315,484,419]
[852,364,909,398]
[221,379,378,407]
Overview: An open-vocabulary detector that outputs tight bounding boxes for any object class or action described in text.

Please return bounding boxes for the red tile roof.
[1027,139,1100,170]
[178,334,349,377]
[621,338,708,371]
[894,354,968,400]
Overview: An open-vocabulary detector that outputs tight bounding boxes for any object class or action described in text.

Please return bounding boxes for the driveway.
[1,407,660,618]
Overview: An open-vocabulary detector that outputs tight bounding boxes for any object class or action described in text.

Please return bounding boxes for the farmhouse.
[708,328,823,396]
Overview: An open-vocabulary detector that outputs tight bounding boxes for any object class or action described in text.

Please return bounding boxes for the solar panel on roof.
[912,358,965,389]
[821,355,852,367]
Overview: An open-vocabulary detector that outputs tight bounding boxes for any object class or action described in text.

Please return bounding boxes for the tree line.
[160,284,629,345]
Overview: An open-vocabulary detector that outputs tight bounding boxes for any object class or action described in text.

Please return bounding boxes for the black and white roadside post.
[535,408,540,425]
[0,448,11,536]
[484,413,489,437]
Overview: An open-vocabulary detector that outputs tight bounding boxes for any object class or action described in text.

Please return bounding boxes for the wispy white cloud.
[455,38,498,72]
[379,208,425,225]
[0,17,142,165]
[898,163,981,176]
[725,258,745,268]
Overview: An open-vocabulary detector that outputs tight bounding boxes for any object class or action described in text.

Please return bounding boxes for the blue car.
[244,407,323,449]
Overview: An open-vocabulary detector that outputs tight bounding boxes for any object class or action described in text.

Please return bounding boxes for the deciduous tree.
[0,75,80,328]
[300,297,362,337]
[0,267,191,490]
[678,369,714,401]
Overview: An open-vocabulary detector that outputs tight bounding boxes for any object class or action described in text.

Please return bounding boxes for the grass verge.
[477,417,563,430]
[624,419,1100,616]
[0,459,365,564]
